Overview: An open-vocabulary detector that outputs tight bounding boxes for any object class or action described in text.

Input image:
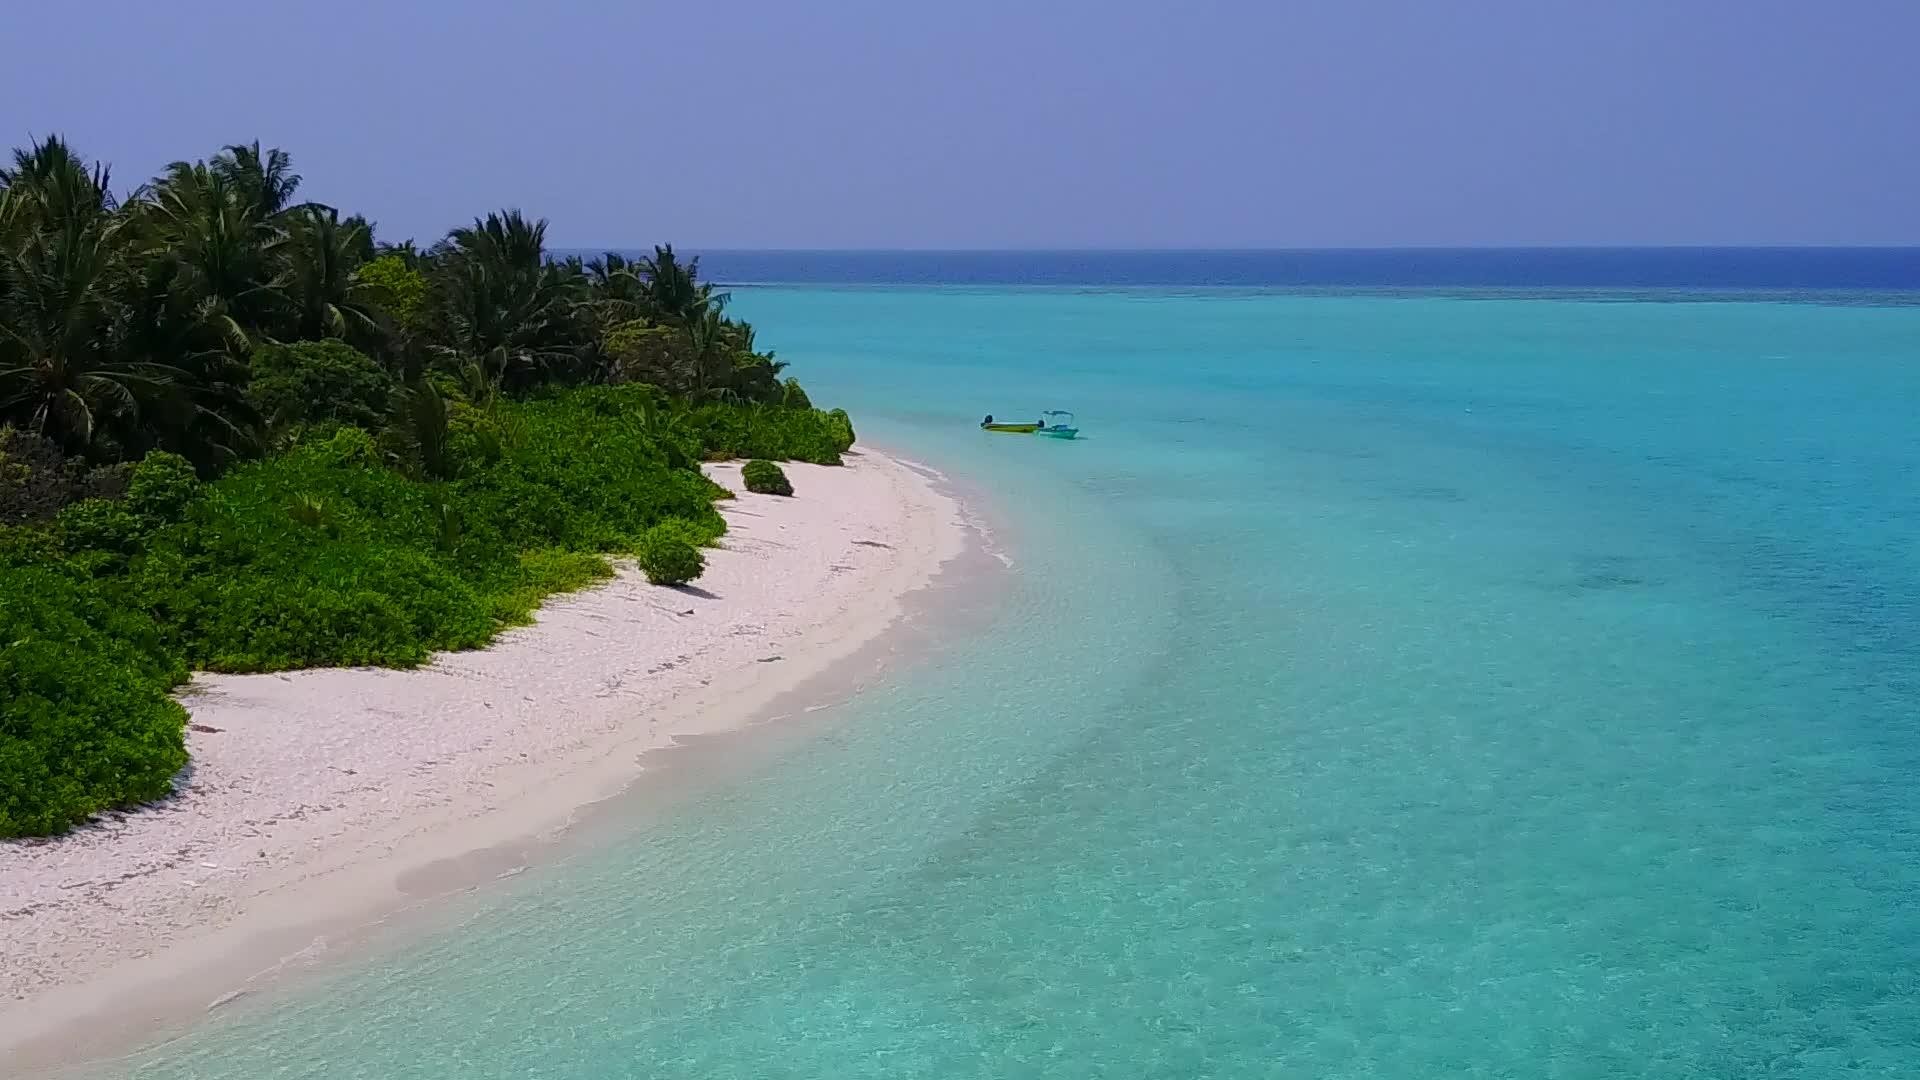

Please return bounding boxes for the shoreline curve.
[0,447,969,1072]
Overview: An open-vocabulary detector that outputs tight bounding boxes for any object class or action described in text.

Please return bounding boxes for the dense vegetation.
[636,525,706,586]
[0,136,852,836]
[742,459,794,496]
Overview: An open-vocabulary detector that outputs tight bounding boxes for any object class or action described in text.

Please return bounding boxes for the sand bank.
[0,449,965,1066]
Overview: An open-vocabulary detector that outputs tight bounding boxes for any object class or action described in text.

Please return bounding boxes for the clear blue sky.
[6,0,1916,249]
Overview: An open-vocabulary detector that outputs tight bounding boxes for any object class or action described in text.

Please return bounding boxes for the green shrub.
[636,527,705,586]
[56,498,144,555]
[249,340,396,434]
[453,387,720,554]
[780,378,813,410]
[601,322,684,384]
[742,459,793,496]
[826,408,856,453]
[83,387,731,674]
[1,383,773,832]
[1,566,189,837]
[355,255,428,330]
[52,451,199,559]
[0,522,61,568]
[489,549,613,626]
[124,435,500,671]
[649,514,724,549]
[317,425,384,468]
[124,451,199,523]
[285,492,335,532]
[686,404,846,465]
[135,535,498,673]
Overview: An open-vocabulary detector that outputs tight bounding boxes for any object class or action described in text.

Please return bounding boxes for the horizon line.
[549,244,1920,254]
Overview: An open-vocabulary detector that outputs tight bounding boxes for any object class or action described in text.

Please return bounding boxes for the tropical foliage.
[636,524,706,586]
[1,137,805,461]
[742,459,794,496]
[0,136,858,836]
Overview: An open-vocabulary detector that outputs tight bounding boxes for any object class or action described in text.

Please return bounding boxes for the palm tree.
[683,307,737,402]
[281,206,383,346]
[137,159,289,346]
[446,209,548,273]
[0,143,177,451]
[2,133,811,471]
[583,251,649,327]
[432,260,584,391]
[1,136,116,224]
[393,378,456,480]
[339,213,377,262]
[210,141,303,221]
[430,211,587,391]
[106,252,260,465]
[638,244,728,326]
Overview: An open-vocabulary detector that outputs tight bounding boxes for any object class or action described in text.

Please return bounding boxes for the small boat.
[979,411,1080,438]
[980,414,1041,434]
[1037,410,1079,440]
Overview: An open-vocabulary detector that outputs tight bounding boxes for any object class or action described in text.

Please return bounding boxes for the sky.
[5,0,1917,249]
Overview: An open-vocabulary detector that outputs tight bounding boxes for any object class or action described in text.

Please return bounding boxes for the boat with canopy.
[979,411,1079,438]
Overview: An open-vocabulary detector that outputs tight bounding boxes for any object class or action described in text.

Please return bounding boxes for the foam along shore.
[0,449,964,1060]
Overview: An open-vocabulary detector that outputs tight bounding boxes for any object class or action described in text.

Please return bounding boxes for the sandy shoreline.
[0,448,966,1069]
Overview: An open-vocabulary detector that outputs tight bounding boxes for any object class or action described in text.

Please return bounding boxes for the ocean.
[125,253,1920,1077]
[686,247,1920,293]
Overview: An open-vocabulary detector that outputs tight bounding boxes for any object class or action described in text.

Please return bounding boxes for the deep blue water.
[126,259,1920,1078]
[559,247,1920,293]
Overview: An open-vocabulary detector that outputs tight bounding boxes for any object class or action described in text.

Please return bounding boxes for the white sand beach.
[0,449,965,1065]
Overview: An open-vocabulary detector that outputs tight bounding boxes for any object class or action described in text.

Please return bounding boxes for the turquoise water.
[128,288,1920,1077]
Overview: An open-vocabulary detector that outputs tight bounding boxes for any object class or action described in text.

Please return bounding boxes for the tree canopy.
[0,136,799,470]
[1,135,853,836]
